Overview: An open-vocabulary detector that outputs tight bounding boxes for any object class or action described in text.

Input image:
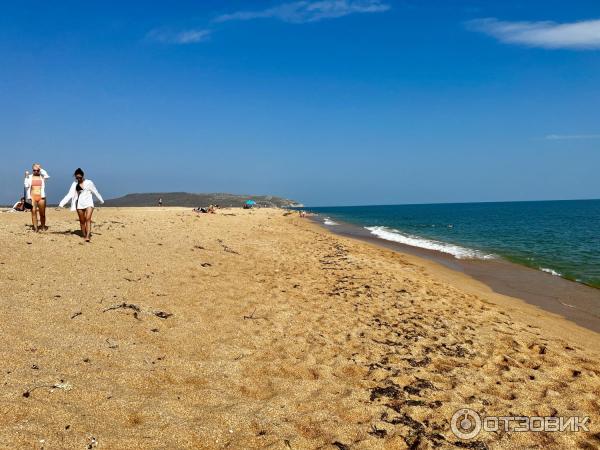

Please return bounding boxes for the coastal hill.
[103,192,302,208]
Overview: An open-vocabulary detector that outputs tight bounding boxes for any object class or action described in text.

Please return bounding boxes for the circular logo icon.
[451,408,482,439]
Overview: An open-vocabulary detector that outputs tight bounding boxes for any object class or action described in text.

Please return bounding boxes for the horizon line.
[303,197,600,208]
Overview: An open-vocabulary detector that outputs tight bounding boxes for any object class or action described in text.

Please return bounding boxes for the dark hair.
[74,168,84,177]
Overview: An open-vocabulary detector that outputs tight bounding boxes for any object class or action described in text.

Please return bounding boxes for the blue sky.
[1,0,599,206]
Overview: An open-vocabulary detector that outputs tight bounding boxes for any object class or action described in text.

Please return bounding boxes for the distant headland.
[103,192,303,208]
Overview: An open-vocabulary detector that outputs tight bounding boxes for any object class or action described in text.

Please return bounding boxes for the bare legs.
[30,199,47,231]
[31,203,39,232]
[77,207,94,241]
[84,207,94,241]
[38,199,46,231]
[77,209,86,237]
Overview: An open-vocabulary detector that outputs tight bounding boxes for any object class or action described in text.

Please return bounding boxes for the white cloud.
[146,28,211,44]
[467,18,600,49]
[545,134,600,140]
[214,0,390,24]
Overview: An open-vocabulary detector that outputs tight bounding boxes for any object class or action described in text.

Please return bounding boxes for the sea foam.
[365,226,494,260]
[540,267,561,277]
[323,218,339,226]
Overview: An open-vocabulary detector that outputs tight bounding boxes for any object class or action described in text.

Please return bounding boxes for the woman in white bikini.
[59,168,104,242]
[24,163,50,232]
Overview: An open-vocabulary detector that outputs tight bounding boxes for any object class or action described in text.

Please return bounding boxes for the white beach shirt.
[59,180,104,211]
[24,169,50,200]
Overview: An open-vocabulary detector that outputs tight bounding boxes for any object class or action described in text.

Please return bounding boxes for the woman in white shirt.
[59,168,104,242]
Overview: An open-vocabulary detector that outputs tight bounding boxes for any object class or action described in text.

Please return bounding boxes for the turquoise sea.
[308,200,600,288]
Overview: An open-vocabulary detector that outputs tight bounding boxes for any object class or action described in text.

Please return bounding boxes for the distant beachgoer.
[24,164,50,231]
[158,198,163,207]
[12,199,23,211]
[59,168,104,242]
[12,197,32,212]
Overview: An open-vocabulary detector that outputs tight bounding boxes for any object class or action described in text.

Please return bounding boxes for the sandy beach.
[1,207,599,449]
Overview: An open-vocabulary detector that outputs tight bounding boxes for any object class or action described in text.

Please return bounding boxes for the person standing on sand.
[59,168,104,242]
[158,197,163,207]
[24,163,50,232]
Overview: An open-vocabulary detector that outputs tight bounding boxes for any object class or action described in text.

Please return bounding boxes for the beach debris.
[332,442,349,450]
[452,440,488,449]
[31,364,39,370]
[403,379,435,396]
[200,262,212,267]
[389,399,426,410]
[405,356,431,367]
[217,240,239,254]
[243,309,265,320]
[438,343,470,358]
[86,436,98,449]
[103,302,142,320]
[368,425,387,438]
[153,311,172,319]
[71,311,82,319]
[370,383,402,401]
[223,245,239,254]
[106,338,118,349]
[54,381,72,391]
[102,302,172,320]
[23,380,73,398]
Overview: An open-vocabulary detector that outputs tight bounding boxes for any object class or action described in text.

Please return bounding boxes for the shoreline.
[311,215,600,334]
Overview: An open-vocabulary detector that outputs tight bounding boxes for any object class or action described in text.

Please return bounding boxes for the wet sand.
[0,207,599,449]
[316,218,600,333]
